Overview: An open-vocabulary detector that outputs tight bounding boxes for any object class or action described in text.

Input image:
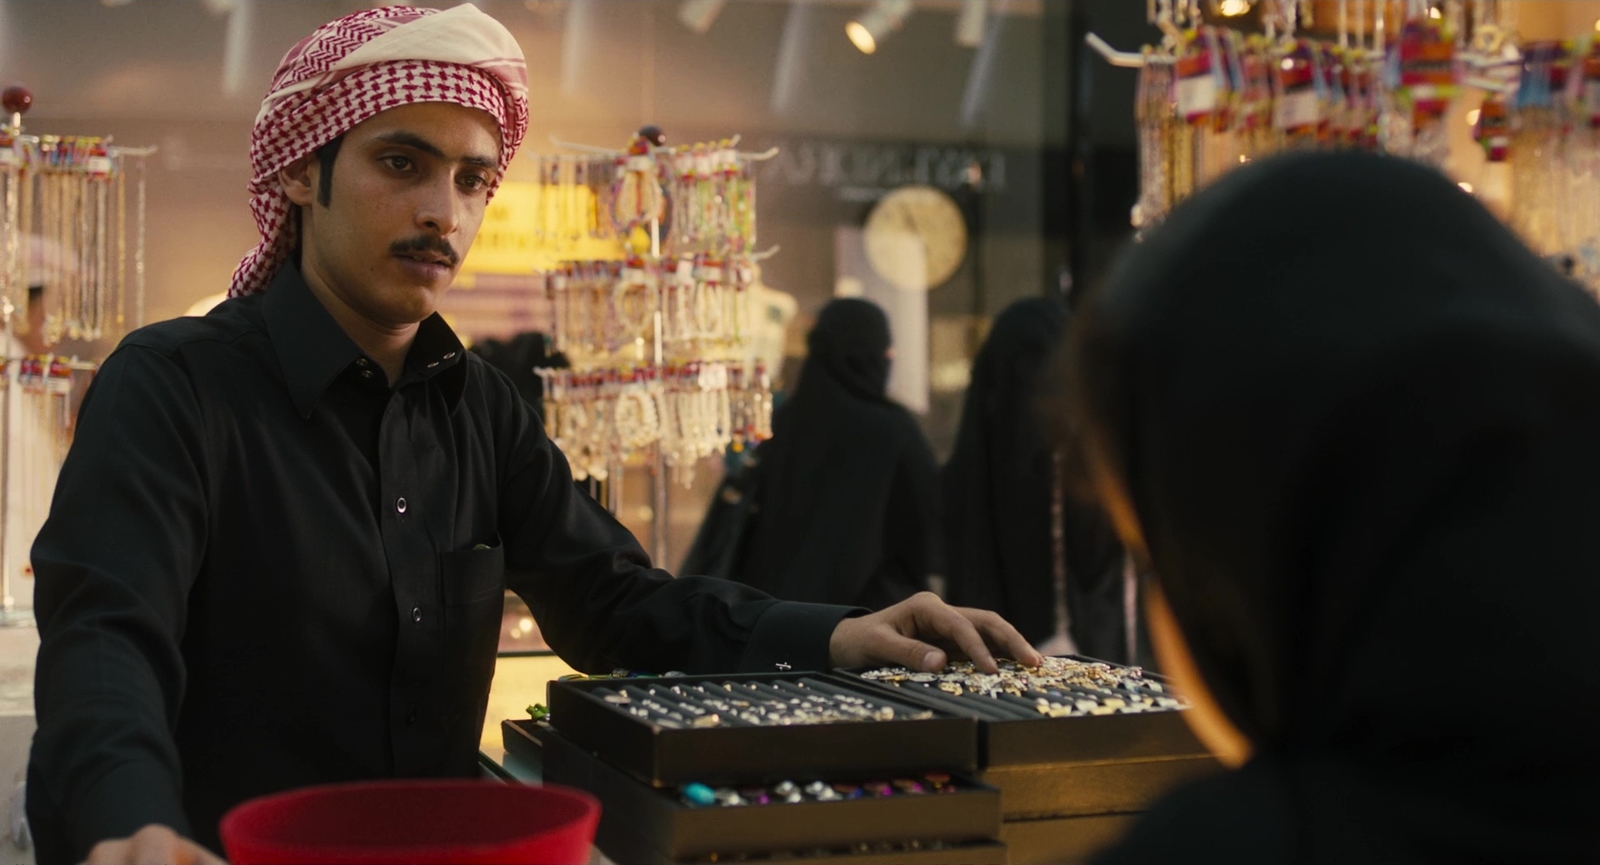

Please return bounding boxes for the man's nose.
[415,176,461,235]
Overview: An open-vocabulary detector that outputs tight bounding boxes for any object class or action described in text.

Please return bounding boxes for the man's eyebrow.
[371,130,499,171]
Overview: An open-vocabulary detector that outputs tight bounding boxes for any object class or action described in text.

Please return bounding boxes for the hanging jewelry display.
[0,84,152,624]
[1508,40,1574,263]
[1383,11,1460,166]
[527,152,617,244]
[611,134,665,242]
[530,132,779,499]
[1108,0,1485,231]
[1099,1,1600,292]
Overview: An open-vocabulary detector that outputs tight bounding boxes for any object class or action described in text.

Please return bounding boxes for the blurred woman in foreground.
[1071,152,1600,863]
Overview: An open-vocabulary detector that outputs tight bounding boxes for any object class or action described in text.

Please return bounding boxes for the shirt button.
[412,606,422,623]
[396,497,407,514]
[356,358,371,368]
[425,361,439,369]
[360,369,375,379]
[443,351,457,360]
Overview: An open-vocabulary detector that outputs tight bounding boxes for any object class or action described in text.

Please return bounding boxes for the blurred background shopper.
[943,296,1137,663]
[735,298,941,609]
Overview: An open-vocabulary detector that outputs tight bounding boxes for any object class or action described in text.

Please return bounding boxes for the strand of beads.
[547,254,754,357]
[662,140,753,257]
[539,362,773,487]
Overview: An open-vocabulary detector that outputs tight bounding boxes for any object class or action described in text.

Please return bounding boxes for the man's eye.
[459,173,491,192]
[382,155,413,172]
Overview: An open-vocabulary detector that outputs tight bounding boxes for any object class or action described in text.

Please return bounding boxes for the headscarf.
[803,298,894,401]
[943,297,1130,659]
[1075,151,1600,863]
[736,299,940,609]
[229,5,529,297]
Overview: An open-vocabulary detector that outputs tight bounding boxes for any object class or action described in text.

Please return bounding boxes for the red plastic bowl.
[218,780,600,865]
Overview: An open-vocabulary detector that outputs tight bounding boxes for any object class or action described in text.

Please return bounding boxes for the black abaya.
[1075,152,1600,863]
[943,297,1129,659]
[736,299,940,610]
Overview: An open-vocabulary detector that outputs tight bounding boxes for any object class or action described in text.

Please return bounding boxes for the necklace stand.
[0,84,151,627]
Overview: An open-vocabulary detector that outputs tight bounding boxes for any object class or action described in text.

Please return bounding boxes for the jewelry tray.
[838,657,1210,767]
[838,657,1221,819]
[505,720,1005,865]
[545,672,980,787]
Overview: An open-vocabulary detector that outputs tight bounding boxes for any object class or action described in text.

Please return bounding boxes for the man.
[27,7,1038,865]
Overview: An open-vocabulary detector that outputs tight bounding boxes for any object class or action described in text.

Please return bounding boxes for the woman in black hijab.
[943,297,1133,662]
[736,298,940,610]
[1071,152,1600,863]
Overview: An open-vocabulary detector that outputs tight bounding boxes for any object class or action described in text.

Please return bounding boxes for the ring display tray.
[504,720,1003,864]
[838,657,1218,818]
[545,673,979,787]
[840,657,1210,767]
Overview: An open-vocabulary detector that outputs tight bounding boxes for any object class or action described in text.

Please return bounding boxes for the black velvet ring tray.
[545,673,979,787]
[839,657,1211,767]
[504,719,1003,863]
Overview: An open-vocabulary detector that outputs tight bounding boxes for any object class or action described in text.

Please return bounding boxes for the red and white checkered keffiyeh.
[229,4,530,297]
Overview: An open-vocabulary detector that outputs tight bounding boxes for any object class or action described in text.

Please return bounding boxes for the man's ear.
[279,154,317,207]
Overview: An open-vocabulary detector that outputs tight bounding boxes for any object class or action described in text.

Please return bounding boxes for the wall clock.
[863,184,969,291]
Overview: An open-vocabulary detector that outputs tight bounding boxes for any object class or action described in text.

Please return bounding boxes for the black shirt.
[27,264,853,863]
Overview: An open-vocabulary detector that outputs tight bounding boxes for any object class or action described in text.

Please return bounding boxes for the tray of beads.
[845,657,1209,767]
[506,719,1002,863]
[545,673,979,786]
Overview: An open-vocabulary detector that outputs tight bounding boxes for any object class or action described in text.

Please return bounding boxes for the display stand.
[1084,0,1600,288]
[0,85,152,626]
[530,128,778,568]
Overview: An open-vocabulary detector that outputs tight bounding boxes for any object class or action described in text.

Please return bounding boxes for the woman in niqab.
[1072,152,1600,863]
[737,298,940,610]
[943,297,1134,661]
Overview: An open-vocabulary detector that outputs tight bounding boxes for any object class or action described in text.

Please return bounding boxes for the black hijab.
[467,331,567,418]
[943,297,1129,658]
[1076,152,1600,863]
[737,299,940,609]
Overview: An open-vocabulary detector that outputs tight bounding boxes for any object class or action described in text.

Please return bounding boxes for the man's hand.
[87,824,227,865]
[828,592,1043,673]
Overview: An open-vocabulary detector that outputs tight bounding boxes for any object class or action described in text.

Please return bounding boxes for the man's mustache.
[390,235,460,267]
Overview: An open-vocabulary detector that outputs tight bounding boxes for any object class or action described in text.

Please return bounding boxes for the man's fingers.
[872,625,948,672]
[86,839,130,865]
[911,595,998,673]
[86,824,224,865]
[130,825,183,865]
[967,608,1045,668]
[827,592,1046,673]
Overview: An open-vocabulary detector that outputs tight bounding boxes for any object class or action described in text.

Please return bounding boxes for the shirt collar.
[263,263,469,418]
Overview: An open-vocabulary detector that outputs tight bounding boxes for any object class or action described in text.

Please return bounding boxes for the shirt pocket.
[439,541,506,605]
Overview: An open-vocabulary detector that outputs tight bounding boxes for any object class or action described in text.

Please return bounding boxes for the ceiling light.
[770,0,815,115]
[678,0,726,35]
[1216,0,1251,16]
[959,0,1004,128]
[1465,108,1480,125]
[847,0,913,55]
[220,0,253,96]
[955,0,986,48]
[561,0,594,96]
